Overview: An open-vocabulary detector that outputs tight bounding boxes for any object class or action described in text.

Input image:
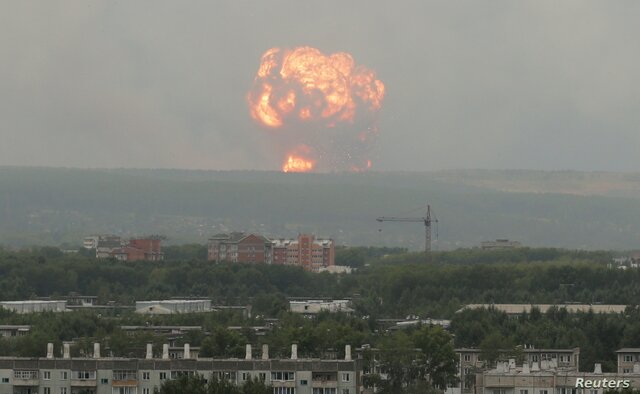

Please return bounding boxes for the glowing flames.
[248,46,385,172]
[282,155,315,173]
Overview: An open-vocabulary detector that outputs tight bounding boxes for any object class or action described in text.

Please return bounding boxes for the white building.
[0,300,67,314]
[135,299,212,314]
[289,300,354,314]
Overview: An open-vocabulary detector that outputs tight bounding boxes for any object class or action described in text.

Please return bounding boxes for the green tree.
[413,326,458,389]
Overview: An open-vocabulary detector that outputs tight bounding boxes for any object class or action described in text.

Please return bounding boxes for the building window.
[259,373,266,381]
[44,388,51,394]
[73,371,96,380]
[624,355,633,362]
[273,388,296,394]
[143,389,150,394]
[590,391,598,394]
[101,378,109,384]
[43,371,51,380]
[464,354,472,362]
[113,388,138,394]
[271,371,295,381]
[493,390,506,394]
[143,372,150,380]
[300,379,308,385]
[540,390,548,394]
[464,368,470,375]
[624,368,631,373]
[113,370,137,381]
[342,390,350,394]
[60,388,68,394]
[160,372,167,380]
[60,371,68,380]
[341,373,350,382]
[1,378,8,383]
[242,372,250,381]
[520,390,528,394]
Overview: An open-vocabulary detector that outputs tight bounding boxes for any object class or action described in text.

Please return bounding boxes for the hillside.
[1,167,640,249]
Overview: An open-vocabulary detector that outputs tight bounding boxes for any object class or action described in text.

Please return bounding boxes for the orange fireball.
[247,46,385,172]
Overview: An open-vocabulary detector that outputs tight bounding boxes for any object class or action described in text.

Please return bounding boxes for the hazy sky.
[1,1,639,172]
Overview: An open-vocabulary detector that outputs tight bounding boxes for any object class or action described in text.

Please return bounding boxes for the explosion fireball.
[248,47,385,172]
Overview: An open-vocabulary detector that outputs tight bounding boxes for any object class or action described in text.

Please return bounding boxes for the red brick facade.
[208,232,335,271]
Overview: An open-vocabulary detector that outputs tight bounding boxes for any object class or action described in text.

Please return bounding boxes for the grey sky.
[1,1,639,171]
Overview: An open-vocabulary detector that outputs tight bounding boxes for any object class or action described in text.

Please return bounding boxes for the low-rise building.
[289,300,353,315]
[0,300,67,314]
[135,300,212,315]
[0,325,31,337]
[317,265,353,274]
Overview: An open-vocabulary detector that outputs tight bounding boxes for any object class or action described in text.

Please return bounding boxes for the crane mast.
[376,204,437,262]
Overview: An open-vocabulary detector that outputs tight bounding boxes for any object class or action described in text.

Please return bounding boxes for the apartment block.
[0,343,361,394]
[207,233,335,271]
[616,349,640,374]
[452,347,580,394]
[271,234,335,272]
[207,233,271,264]
[453,347,640,394]
[89,235,164,262]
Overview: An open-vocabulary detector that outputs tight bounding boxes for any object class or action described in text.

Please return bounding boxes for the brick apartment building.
[88,235,164,262]
[271,234,335,272]
[207,233,335,271]
[207,232,271,264]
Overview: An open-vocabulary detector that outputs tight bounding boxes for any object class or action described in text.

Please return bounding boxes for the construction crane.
[377,205,437,261]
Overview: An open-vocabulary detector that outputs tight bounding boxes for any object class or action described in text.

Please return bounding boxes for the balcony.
[13,370,39,387]
[112,371,138,387]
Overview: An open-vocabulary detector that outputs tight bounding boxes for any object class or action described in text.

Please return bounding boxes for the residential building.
[110,237,164,262]
[207,232,271,264]
[271,234,335,271]
[451,347,580,394]
[0,342,361,394]
[476,355,640,394]
[94,235,123,259]
[89,235,164,261]
[207,232,335,271]
[616,349,640,374]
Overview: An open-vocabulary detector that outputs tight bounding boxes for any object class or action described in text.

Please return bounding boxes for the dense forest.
[0,246,626,317]
[0,246,638,374]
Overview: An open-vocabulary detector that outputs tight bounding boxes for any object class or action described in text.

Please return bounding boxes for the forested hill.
[1,167,640,249]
